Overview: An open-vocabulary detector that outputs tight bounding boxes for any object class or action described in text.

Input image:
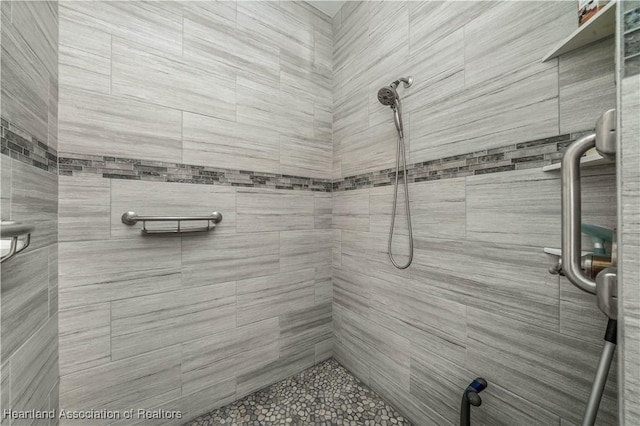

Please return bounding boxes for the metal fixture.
[460,378,487,426]
[561,109,616,296]
[377,76,414,269]
[121,211,223,235]
[558,109,617,426]
[547,231,614,280]
[582,319,616,426]
[1,221,35,263]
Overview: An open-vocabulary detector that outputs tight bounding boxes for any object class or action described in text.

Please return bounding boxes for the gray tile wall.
[332,1,615,179]
[5,0,628,425]
[57,2,333,422]
[1,0,60,423]
[619,5,640,417]
[58,0,333,179]
[332,2,618,426]
[57,178,332,424]
[332,170,619,426]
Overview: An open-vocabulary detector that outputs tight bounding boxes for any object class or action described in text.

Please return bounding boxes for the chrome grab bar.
[561,110,617,426]
[560,109,616,297]
[561,132,598,294]
[1,221,35,263]
[121,211,223,235]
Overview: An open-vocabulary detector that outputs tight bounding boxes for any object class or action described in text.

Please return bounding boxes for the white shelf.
[542,0,617,62]
[542,153,614,172]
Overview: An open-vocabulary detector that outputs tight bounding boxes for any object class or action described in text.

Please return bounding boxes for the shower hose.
[388,126,413,269]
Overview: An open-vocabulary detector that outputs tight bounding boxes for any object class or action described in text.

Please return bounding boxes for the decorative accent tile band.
[1,118,58,173]
[0,115,599,193]
[332,131,594,192]
[58,153,334,192]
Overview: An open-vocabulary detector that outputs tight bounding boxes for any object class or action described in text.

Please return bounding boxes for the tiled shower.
[1,1,639,426]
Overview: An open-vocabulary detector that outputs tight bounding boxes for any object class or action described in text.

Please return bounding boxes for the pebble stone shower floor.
[185,359,411,426]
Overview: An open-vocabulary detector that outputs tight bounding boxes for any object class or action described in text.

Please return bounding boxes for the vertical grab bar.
[559,109,617,426]
[561,133,598,294]
[560,109,617,296]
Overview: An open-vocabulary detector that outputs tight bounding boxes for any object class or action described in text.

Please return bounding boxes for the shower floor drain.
[185,358,411,426]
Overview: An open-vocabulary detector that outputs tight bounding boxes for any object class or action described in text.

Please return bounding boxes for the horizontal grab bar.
[1,221,36,239]
[1,221,35,263]
[122,211,223,226]
[121,211,223,236]
[142,226,214,236]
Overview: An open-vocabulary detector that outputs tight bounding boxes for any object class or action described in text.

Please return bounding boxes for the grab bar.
[1,221,35,263]
[561,132,598,294]
[561,110,617,426]
[561,109,616,296]
[121,211,222,235]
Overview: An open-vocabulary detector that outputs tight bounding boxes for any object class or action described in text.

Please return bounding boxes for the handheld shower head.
[378,76,414,270]
[377,76,413,107]
[377,86,398,106]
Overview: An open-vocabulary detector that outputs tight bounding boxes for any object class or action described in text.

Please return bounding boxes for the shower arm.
[561,109,617,318]
[390,77,413,90]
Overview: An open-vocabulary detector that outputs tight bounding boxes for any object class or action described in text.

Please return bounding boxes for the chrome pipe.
[582,341,616,425]
[390,77,413,89]
[582,319,617,426]
[561,133,597,294]
[1,221,36,238]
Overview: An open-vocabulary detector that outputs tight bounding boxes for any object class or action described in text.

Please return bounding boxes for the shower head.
[377,85,399,106]
[377,76,413,107]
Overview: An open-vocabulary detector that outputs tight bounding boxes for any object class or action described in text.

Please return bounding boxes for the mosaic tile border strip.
[624,7,640,76]
[58,153,333,192]
[0,118,58,173]
[1,115,598,193]
[333,131,594,192]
